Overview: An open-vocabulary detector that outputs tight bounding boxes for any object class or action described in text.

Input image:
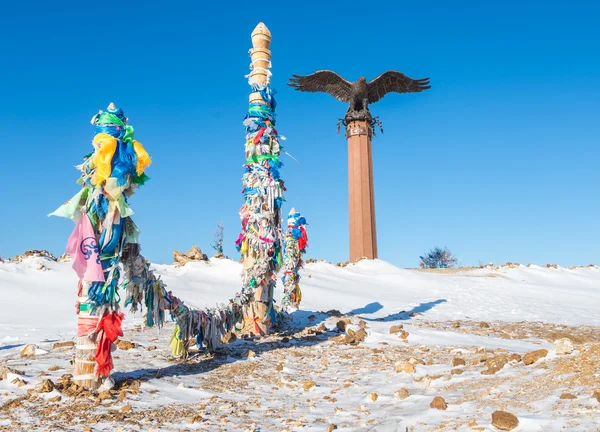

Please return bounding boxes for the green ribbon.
[96,112,125,127]
[123,125,135,144]
[79,303,92,312]
[246,154,279,165]
[248,104,271,114]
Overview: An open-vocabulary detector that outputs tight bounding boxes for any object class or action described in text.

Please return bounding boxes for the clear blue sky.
[1,1,598,267]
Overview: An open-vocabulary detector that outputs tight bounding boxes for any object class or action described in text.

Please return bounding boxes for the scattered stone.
[394,389,410,400]
[120,404,132,413]
[20,344,38,358]
[47,365,61,372]
[430,396,447,410]
[276,363,284,372]
[118,390,128,402]
[317,323,327,332]
[281,337,290,343]
[451,320,461,328]
[49,395,61,402]
[453,358,466,367]
[97,390,113,401]
[243,349,256,358]
[394,361,415,374]
[11,378,27,387]
[367,392,378,402]
[38,379,54,393]
[451,368,463,375]
[468,419,484,431]
[115,340,137,350]
[491,411,519,430]
[480,321,490,329]
[325,309,342,317]
[52,341,75,350]
[389,324,404,334]
[189,414,203,424]
[560,393,577,400]
[554,337,574,355]
[593,389,600,403]
[145,345,157,351]
[222,332,237,344]
[399,331,409,340]
[302,381,316,391]
[326,425,337,432]
[344,328,367,345]
[523,349,548,365]
[509,354,521,362]
[481,355,508,375]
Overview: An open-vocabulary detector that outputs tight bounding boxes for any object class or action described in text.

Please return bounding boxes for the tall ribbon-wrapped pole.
[50,103,152,389]
[237,23,285,336]
[281,209,308,312]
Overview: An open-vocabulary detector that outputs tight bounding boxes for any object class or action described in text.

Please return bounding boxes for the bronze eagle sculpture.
[288,70,430,125]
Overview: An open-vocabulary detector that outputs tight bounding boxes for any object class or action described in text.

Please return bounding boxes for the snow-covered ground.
[1,258,599,431]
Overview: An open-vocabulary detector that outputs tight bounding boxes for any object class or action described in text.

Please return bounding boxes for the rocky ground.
[1,315,599,432]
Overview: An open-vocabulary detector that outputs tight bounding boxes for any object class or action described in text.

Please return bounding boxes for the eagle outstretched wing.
[288,70,354,103]
[367,71,430,104]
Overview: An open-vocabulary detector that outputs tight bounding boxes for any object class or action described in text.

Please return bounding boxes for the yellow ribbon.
[91,133,117,186]
[132,140,151,175]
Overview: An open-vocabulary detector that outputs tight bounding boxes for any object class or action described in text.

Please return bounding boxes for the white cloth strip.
[75,344,98,350]
[72,374,97,381]
[250,59,272,69]
[74,359,97,365]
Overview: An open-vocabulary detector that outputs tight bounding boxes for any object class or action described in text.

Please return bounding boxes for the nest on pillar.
[337,109,384,136]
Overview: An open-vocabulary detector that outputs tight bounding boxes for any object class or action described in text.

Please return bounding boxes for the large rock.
[173,246,209,266]
[12,250,57,262]
[38,379,55,393]
[20,344,38,358]
[554,338,574,355]
[481,355,508,375]
[453,358,466,367]
[429,396,447,410]
[491,411,519,430]
[523,349,548,365]
[0,366,24,380]
[394,388,410,400]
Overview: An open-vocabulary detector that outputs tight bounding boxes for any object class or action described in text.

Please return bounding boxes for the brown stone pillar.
[346,121,378,261]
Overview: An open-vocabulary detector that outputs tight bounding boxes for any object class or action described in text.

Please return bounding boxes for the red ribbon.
[95,311,125,377]
[253,127,266,144]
